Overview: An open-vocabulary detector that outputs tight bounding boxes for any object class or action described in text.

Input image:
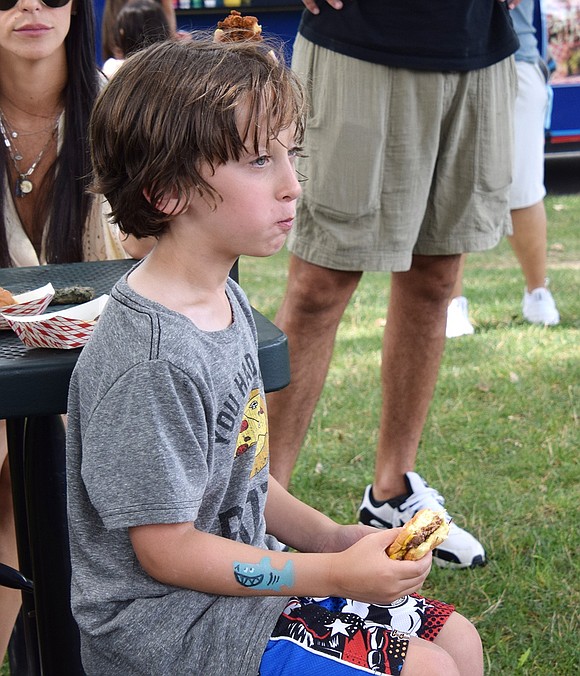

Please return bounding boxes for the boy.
[66,39,483,675]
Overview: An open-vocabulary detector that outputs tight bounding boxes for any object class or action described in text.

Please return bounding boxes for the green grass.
[239,194,580,675]
[2,195,578,675]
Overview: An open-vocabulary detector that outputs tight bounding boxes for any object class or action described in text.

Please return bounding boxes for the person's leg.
[261,595,465,676]
[0,421,21,662]
[402,612,483,676]
[449,253,466,300]
[431,611,483,676]
[509,203,559,329]
[509,200,548,292]
[372,253,461,501]
[260,594,483,676]
[446,254,474,338]
[400,637,460,676]
[508,61,559,324]
[268,256,362,488]
[358,254,486,567]
[360,61,515,567]
[360,595,481,675]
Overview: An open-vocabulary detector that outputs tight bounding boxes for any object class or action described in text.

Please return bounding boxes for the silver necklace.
[0,110,61,197]
[0,110,57,139]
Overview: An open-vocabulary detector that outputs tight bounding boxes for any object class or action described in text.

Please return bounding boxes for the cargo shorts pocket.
[473,58,517,196]
[299,125,384,221]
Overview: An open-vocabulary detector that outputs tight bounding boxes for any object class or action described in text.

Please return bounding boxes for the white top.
[102,58,125,79]
[4,113,127,267]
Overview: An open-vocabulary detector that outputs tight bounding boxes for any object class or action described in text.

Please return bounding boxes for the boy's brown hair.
[90,37,307,239]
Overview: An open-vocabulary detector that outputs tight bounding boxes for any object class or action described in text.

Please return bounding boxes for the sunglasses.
[0,0,71,10]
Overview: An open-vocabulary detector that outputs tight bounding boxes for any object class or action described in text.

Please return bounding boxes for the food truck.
[539,0,580,154]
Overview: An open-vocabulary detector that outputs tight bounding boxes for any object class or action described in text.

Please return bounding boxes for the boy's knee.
[402,638,460,676]
[432,612,483,676]
[427,648,461,676]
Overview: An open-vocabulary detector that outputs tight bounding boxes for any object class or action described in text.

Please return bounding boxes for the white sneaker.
[358,472,486,569]
[446,296,475,338]
[522,287,560,326]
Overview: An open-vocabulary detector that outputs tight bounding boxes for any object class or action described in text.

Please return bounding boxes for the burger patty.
[407,517,443,549]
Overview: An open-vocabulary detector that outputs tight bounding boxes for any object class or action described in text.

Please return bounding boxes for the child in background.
[102,0,172,78]
[67,38,482,675]
[101,0,177,62]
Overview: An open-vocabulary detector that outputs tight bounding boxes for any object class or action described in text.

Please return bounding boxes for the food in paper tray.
[0,283,55,330]
[214,10,262,43]
[0,287,17,307]
[1,294,109,349]
[50,286,95,306]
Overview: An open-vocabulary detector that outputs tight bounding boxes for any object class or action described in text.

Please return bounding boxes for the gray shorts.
[287,35,517,272]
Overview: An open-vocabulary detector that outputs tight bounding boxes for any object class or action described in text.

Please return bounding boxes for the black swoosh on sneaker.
[358,508,393,530]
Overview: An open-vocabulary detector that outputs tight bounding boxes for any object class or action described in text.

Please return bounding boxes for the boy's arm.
[264,474,377,554]
[130,481,432,605]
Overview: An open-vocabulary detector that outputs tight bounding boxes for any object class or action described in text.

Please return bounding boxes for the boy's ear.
[143,188,189,215]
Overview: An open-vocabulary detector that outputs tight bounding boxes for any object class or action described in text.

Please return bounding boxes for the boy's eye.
[251,156,269,167]
[289,146,305,159]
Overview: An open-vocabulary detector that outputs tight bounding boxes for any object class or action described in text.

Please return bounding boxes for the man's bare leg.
[268,255,361,489]
[372,254,461,501]
[448,254,466,300]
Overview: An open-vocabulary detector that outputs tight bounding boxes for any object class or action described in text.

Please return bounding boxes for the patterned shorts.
[259,593,455,675]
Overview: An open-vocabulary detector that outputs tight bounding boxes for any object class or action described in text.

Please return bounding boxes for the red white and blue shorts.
[259,593,455,675]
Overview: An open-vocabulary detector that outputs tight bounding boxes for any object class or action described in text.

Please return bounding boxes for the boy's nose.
[280,163,302,202]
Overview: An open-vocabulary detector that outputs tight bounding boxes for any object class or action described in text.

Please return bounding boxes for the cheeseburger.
[386,508,450,561]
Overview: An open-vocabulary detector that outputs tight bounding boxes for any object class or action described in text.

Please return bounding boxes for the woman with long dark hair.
[0,0,126,659]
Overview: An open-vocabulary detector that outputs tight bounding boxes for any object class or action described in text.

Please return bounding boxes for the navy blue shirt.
[299,0,519,72]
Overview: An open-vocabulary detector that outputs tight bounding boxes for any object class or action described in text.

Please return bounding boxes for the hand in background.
[302,0,343,15]
[499,0,523,8]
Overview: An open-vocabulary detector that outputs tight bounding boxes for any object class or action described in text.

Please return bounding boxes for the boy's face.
[190,124,302,260]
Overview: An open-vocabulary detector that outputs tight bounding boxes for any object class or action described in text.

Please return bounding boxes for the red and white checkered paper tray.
[2,294,109,349]
[0,283,55,331]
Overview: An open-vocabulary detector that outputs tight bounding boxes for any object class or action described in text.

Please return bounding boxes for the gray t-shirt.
[66,270,287,675]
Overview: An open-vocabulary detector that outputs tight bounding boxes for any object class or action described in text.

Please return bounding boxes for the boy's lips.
[278,217,294,231]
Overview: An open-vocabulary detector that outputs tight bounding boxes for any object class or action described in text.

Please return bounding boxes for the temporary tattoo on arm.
[233,557,294,591]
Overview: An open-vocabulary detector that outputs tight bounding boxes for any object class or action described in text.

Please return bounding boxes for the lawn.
[239,193,579,675]
[2,195,578,675]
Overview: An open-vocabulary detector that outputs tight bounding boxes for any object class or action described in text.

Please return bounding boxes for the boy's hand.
[330,528,433,604]
[317,522,378,553]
